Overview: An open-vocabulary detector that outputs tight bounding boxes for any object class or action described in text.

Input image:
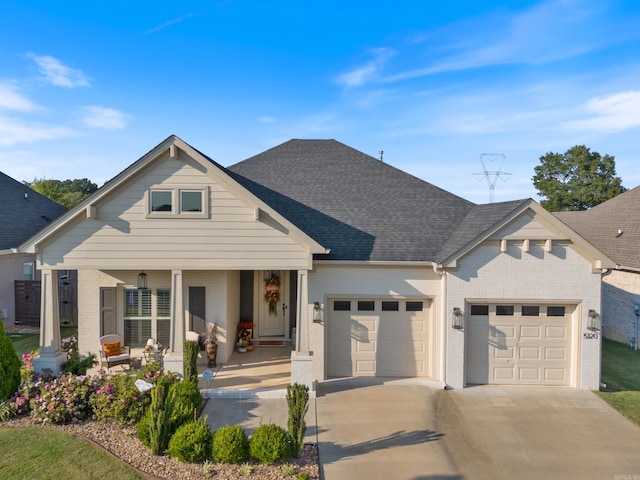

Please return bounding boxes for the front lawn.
[8,327,77,356]
[0,428,144,480]
[597,338,640,426]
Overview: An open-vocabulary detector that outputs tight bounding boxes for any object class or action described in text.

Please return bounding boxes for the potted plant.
[206,322,218,367]
[237,322,252,353]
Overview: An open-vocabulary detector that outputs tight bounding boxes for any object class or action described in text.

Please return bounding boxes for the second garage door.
[466,303,574,386]
[327,298,431,378]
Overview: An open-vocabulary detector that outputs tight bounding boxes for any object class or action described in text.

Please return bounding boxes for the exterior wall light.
[452,307,464,329]
[138,270,148,290]
[313,302,322,323]
[587,309,600,332]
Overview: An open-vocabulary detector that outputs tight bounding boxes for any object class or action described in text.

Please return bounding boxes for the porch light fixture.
[452,307,464,329]
[137,270,148,290]
[587,309,601,332]
[313,302,322,323]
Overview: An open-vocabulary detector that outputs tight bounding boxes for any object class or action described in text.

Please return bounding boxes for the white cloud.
[259,116,277,123]
[562,90,640,133]
[28,53,91,88]
[0,82,39,111]
[81,106,132,130]
[336,48,395,87]
[144,13,196,34]
[0,115,77,146]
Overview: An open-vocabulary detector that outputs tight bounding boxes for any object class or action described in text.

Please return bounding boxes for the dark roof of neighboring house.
[227,139,528,262]
[0,172,67,250]
[554,186,640,270]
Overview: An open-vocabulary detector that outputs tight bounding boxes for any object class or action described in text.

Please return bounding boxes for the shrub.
[287,383,309,457]
[212,425,250,464]
[0,400,16,421]
[249,423,291,464]
[90,372,146,425]
[61,351,97,376]
[147,376,175,455]
[29,374,101,424]
[0,322,21,400]
[168,418,212,463]
[137,412,152,447]
[20,350,39,383]
[10,370,55,416]
[168,380,202,433]
[183,340,199,383]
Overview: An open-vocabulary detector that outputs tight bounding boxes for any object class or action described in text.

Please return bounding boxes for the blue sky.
[1,0,640,204]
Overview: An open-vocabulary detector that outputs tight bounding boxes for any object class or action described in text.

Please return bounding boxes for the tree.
[24,177,98,209]
[532,145,625,211]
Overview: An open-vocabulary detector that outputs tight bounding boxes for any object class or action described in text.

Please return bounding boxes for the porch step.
[252,339,291,347]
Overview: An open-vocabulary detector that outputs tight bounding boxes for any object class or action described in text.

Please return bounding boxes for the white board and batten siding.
[38,153,311,271]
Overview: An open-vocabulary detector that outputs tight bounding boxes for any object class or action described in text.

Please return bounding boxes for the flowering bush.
[10,370,55,416]
[20,350,39,382]
[29,374,101,424]
[60,336,78,353]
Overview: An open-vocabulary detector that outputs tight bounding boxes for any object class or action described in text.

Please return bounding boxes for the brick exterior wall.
[602,269,640,345]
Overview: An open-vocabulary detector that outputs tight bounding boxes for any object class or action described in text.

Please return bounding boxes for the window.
[333,301,351,311]
[150,191,172,212]
[496,305,515,316]
[180,191,202,213]
[406,301,424,312]
[547,306,566,317]
[124,288,171,348]
[382,301,399,311]
[522,305,540,316]
[23,263,34,281]
[357,301,375,311]
[470,305,489,316]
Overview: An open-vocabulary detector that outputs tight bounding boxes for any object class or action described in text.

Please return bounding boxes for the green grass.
[596,338,640,426]
[8,327,77,357]
[0,428,144,480]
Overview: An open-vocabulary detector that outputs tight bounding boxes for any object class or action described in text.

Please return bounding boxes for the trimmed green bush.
[168,418,212,463]
[250,423,291,464]
[183,340,199,383]
[137,413,152,447]
[0,322,21,400]
[287,383,309,457]
[211,425,250,464]
[147,377,175,455]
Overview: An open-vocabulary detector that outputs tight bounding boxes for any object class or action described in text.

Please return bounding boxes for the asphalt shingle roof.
[554,186,640,269]
[227,139,528,262]
[0,172,67,250]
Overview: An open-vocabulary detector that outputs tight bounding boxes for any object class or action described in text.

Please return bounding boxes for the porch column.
[291,269,314,394]
[33,269,66,374]
[164,269,185,376]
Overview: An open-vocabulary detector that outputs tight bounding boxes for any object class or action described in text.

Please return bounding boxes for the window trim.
[146,186,209,219]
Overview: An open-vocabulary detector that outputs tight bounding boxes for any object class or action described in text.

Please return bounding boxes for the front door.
[255,270,288,337]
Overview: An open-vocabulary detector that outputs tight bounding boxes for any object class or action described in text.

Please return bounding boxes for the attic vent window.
[146,186,209,219]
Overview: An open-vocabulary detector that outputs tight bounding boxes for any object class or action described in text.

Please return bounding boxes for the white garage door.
[327,298,430,378]
[467,304,573,386]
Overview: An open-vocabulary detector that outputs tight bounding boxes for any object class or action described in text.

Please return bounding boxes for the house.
[20,136,614,390]
[0,172,68,329]
[555,187,640,346]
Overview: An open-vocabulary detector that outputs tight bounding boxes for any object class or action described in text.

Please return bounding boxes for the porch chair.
[99,334,131,371]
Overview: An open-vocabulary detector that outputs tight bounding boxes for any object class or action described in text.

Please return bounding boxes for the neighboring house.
[0,172,68,329]
[21,136,613,390]
[555,186,640,346]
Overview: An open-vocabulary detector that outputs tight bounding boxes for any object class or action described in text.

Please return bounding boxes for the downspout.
[432,263,448,389]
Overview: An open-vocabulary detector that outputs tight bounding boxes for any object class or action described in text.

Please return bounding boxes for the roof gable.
[229,139,475,261]
[0,172,67,250]
[555,186,640,269]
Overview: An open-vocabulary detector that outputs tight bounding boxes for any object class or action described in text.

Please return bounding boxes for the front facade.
[21,136,612,390]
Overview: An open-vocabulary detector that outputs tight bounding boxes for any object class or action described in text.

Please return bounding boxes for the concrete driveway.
[316,380,640,480]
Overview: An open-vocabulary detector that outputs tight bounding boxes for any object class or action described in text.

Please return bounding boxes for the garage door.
[467,304,573,385]
[327,298,430,377]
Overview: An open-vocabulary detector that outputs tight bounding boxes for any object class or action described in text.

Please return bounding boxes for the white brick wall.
[447,240,602,390]
[602,269,640,345]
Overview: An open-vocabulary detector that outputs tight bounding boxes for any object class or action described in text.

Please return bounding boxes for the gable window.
[150,191,172,212]
[147,186,209,218]
[124,288,171,348]
[180,191,203,213]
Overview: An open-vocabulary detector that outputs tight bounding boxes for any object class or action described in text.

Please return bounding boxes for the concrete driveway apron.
[438,386,640,480]
[316,379,456,480]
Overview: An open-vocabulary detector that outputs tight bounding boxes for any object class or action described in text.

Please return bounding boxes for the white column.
[292,269,314,394]
[164,269,185,376]
[33,269,66,374]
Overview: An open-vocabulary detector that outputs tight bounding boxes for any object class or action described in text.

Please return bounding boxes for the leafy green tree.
[532,146,625,211]
[24,178,98,209]
[0,322,21,400]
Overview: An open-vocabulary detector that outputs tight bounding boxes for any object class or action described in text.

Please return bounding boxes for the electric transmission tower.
[473,153,511,202]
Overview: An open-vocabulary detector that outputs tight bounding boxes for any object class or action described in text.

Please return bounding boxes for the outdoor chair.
[99,334,131,371]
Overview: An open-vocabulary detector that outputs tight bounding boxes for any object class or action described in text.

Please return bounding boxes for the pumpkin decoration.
[264,272,280,315]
